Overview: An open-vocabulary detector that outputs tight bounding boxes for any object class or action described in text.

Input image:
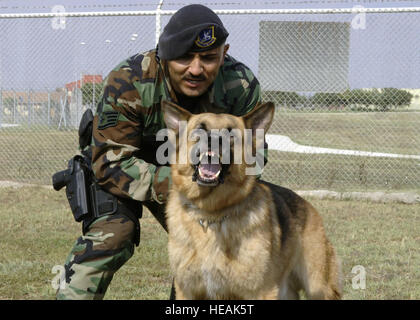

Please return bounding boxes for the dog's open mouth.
[195,151,222,186]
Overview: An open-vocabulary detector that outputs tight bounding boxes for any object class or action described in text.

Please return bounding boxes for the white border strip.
[266,134,420,160]
[0,7,419,19]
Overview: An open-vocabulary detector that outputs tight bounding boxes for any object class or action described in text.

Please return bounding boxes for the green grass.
[319,198,419,299]
[270,110,420,155]
[0,186,171,300]
[0,186,418,300]
[262,152,420,193]
[264,110,420,192]
[0,126,78,185]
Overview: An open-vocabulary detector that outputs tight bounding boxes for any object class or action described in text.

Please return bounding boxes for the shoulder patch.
[98,111,120,130]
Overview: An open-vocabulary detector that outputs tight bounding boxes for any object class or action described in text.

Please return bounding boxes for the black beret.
[157,4,229,60]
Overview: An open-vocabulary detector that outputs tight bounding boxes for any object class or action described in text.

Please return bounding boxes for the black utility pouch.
[84,184,142,246]
[90,183,118,218]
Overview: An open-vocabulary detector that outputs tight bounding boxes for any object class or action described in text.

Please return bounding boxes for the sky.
[0,0,419,91]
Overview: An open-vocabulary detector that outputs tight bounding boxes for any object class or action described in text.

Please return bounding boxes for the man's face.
[167,44,229,97]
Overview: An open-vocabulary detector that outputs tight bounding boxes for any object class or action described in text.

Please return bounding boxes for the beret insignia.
[194,26,216,48]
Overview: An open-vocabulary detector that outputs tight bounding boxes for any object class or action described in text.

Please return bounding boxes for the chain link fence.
[0,6,419,192]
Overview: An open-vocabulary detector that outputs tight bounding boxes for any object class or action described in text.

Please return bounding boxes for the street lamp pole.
[130,33,138,55]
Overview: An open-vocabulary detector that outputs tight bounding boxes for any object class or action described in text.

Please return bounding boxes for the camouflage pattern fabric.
[91,49,262,205]
[57,49,262,300]
[56,214,136,300]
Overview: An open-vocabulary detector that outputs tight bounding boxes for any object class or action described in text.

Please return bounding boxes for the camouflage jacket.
[91,49,262,204]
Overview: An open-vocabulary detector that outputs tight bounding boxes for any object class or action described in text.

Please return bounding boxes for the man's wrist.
[152,166,172,204]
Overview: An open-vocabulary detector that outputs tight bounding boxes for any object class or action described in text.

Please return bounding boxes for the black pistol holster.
[52,109,141,246]
[52,155,91,222]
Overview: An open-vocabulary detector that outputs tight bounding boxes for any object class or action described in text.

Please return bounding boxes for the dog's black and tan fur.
[162,100,342,300]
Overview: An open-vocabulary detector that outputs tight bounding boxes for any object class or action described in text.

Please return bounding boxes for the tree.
[265,88,413,112]
[312,92,343,107]
[377,88,413,110]
[349,89,375,106]
[265,91,307,108]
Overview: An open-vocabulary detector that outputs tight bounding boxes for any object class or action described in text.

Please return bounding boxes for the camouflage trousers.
[56,201,167,300]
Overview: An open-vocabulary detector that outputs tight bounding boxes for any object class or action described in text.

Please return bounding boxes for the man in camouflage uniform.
[56,4,262,299]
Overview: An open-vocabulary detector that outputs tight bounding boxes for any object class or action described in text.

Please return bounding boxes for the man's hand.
[152,166,172,204]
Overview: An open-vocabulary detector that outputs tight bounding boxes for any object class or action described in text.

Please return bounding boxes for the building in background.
[65,74,103,93]
[259,21,350,93]
[0,89,64,126]
[65,74,103,127]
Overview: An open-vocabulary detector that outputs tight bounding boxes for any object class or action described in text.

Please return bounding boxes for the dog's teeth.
[200,151,220,163]
[204,151,215,157]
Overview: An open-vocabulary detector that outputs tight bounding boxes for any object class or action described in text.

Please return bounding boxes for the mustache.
[182,73,206,81]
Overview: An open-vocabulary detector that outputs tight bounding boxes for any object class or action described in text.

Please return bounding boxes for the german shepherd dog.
[162,100,342,300]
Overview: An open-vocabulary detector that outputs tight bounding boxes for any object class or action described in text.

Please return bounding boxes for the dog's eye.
[197,123,206,131]
[190,128,207,141]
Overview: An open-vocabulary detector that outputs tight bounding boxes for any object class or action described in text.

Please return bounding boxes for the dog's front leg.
[174,280,188,300]
[257,286,285,300]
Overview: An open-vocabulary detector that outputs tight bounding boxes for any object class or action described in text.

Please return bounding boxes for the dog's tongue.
[199,163,221,177]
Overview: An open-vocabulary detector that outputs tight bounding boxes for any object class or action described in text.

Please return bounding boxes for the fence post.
[27,89,31,126]
[92,80,95,110]
[155,0,164,46]
[31,90,34,125]
[47,90,51,127]
[58,89,68,130]
[0,88,3,128]
[13,90,16,124]
[31,90,35,125]
[77,74,80,127]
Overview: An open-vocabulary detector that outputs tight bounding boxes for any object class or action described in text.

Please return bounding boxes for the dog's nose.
[208,132,223,150]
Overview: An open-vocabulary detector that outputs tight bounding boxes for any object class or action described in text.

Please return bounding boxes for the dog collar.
[199,216,228,233]
[182,199,229,232]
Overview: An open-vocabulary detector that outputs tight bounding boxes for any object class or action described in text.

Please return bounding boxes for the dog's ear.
[161,100,192,132]
[243,102,275,133]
